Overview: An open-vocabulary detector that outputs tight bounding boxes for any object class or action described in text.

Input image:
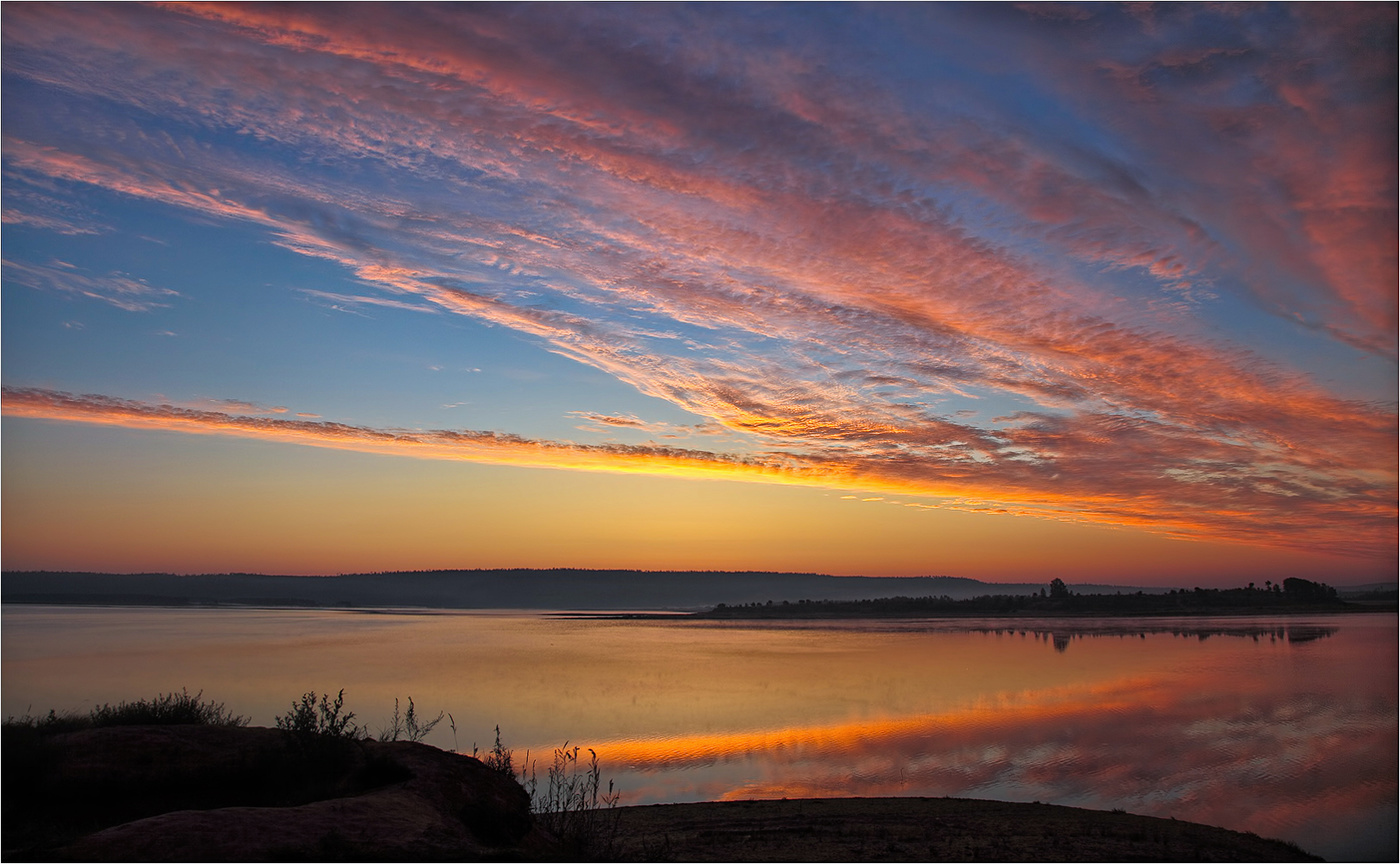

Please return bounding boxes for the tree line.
[693,577,1348,619]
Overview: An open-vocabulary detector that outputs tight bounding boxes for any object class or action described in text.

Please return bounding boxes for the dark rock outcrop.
[4,725,539,861]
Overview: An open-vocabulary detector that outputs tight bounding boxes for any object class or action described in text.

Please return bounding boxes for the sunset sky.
[3,3,1395,586]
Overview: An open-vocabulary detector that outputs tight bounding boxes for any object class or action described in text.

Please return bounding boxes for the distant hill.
[1337,581,1399,600]
[0,569,1165,611]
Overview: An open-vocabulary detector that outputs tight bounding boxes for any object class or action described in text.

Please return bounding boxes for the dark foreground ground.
[4,722,1321,861]
[611,797,1321,862]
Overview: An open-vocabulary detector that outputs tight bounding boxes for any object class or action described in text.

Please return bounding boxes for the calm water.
[3,606,1394,860]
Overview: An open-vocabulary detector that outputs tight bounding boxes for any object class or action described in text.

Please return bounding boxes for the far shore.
[5,599,1394,619]
[5,569,1393,617]
[592,603,1394,620]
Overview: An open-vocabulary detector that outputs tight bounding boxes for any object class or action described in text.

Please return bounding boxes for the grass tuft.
[475,725,516,777]
[377,696,444,743]
[478,728,623,859]
[524,743,623,859]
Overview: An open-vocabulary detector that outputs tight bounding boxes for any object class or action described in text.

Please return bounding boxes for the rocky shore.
[3,724,1320,861]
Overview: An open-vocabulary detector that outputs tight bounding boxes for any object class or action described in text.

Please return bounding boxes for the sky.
[2,2,1395,586]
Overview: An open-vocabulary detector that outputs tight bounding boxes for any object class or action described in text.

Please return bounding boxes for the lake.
[3,606,1394,860]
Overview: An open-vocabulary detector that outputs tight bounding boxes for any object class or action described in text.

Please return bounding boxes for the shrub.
[4,689,247,734]
[275,689,362,740]
[89,688,248,728]
[377,697,444,743]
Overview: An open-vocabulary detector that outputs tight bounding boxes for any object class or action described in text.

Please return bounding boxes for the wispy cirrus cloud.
[1,210,103,236]
[0,386,825,487]
[4,386,1393,560]
[568,412,732,441]
[183,398,288,415]
[2,4,1393,562]
[942,2,1399,356]
[298,288,437,315]
[1,258,178,312]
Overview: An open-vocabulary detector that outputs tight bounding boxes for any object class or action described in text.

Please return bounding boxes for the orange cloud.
[0,386,825,487]
[5,386,1394,560]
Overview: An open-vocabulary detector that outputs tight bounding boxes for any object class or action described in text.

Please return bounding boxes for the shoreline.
[592,604,1393,620]
[4,598,1393,617]
[4,718,1324,861]
[610,795,1322,862]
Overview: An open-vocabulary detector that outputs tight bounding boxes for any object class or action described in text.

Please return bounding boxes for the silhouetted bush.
[90,688,248,728]
[276,689,363,740]
[5,688,247,735]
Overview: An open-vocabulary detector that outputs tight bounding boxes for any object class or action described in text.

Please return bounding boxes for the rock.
[4,725,538,861]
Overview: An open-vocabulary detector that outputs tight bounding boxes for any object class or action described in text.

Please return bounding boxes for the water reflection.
[1,608,1392,861]
[960,623,1340,652]
[586,618,1389,861]
[597,671,1392,857]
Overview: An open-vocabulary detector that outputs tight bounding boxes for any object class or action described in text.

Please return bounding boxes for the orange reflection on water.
[591,637,1396,862]
[593,675,1159,772]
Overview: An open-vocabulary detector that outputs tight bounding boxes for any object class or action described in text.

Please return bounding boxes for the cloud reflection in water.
[597,621,1393,861]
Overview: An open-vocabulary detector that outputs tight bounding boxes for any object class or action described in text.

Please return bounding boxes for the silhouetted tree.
[1282,577,1337,602]
[1049,578,1069,599]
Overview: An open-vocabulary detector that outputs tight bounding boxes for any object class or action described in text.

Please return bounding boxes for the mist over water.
[3,607,1394,860]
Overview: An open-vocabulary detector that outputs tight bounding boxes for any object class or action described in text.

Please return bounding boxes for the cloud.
[2,6,1393,560]
[4,386,1394,560]
[1,209,103,235]
[568,412,735,441]
[940,3,1399,357]
[0,386,828,487]
[574,413,647,429]
[170,398,289,415]
[1,258,178,312]
[298,288,438,315]
[1,184,110,235]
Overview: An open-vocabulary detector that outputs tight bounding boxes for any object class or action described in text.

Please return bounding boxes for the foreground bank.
[4,721,1319,861]
[613,797,1320,862]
